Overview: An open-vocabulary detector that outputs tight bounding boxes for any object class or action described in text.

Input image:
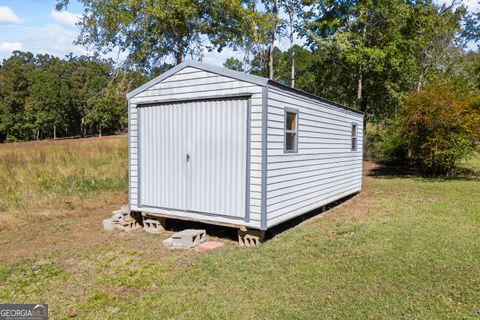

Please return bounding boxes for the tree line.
[1,0,479,173]
[0,52,146,142]
[54,0,479,122]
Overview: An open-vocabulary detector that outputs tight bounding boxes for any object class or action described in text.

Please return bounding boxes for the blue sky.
[0,0,478,67]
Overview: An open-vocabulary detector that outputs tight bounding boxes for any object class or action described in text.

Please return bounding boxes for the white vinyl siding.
[128,61,364,231]
[351,123,358,151]
[265,86,363,228]
[129,66,263,229]
[284,108,298,153]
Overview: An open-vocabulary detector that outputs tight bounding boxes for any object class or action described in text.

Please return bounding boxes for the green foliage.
[464,8,480,47]
[1,0,479,152]
[56,0,255,69]
[364,121,405,163]
[0,52,146,142]
[0,52,35,142]
[302,0,467,120]
[223,57,244,71]
[246,45,319,90]
[399,83,480,176]
[369,83,480,176]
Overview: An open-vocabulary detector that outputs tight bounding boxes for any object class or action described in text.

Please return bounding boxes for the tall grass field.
[0,137,479,319]
[0,136,127,229]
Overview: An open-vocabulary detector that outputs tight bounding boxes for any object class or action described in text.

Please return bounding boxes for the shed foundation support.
[238,228,265,246]
[141,212,166,234]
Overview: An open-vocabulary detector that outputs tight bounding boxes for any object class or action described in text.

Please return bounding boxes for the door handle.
[186,153,190,162]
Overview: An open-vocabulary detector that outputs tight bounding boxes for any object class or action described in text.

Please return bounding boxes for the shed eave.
[126,60,364,117]
[126,60,268,100]
[267,80,364,116]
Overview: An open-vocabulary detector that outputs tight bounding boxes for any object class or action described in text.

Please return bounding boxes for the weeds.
[0,136,127,217]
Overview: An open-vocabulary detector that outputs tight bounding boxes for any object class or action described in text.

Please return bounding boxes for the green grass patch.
[0,139,478,319]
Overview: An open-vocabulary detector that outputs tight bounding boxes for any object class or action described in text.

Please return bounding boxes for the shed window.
[285,109,298,153]
[351,124,358,151]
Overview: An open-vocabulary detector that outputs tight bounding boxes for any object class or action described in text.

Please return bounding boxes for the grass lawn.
[0,137,479,319]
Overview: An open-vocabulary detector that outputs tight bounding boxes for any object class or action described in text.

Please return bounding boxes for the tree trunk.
[416,73,424,92]
[267,0,278,80]
[268,45,274,79]
[176,38,184,65]
[356,64,363,111]
[53,125,57,139]
[36,130,40,140]
[81,116,86,137]
[289,10,295,88]
[291,51,295,88]
[357,15,367,112]
[98,123,102,137]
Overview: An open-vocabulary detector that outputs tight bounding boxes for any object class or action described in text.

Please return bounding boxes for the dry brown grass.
[0,136,128,231]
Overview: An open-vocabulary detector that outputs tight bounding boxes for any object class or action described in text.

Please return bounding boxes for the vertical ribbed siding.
[139,98,247,218]
[139,103,188,210]
[129,66,264,228]
[188,99,246,217]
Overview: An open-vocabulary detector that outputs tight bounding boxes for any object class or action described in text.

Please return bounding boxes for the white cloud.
[0,42,23,59]
[24,24,86,57]
[202,47,243,67]
[51,10,80,26]
[436,0,480,11]
[0,41,22,52]
[463,0,480,11]
[0,6,20,24]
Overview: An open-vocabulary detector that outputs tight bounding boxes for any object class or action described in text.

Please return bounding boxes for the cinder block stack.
[103,205,141,231]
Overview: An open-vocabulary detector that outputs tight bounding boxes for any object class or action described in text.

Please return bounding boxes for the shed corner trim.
[260,84,268,230]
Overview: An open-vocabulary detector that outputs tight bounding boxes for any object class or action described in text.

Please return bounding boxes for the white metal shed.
[127,60,364,235]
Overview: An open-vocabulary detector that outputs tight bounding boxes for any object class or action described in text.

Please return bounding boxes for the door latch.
[186,153,190,162]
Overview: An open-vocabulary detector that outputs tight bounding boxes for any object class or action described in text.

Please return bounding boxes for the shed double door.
[139,98,247,219]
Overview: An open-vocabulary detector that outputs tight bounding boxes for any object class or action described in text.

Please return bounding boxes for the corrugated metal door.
[139,98,247,218]
[139,102,189,210]
[187,99,247,218]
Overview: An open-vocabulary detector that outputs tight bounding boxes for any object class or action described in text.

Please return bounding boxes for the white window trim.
[284,107,299,154]
[351,123,358,151]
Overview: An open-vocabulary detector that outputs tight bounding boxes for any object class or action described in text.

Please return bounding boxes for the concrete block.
[162,237,173,248]
[238,229,264,247]
[116,219,141,232]
[171,229,206,248]
[143,217,165,234]
[111,212,124,222]
[102,218,114,231]
[112,204,129,215]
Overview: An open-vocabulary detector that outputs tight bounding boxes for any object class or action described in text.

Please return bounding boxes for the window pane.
[352,137,357,151]
[286,112,296,131]
[286,132,296,151]
[352,124,357,137]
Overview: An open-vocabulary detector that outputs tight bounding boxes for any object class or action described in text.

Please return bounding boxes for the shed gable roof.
[127,60,363,115]
[126,60,268,100]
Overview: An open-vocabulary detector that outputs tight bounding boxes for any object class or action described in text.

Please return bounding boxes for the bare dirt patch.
[0,161,377,263]
[0,193,127,261]
[0,196,235,263]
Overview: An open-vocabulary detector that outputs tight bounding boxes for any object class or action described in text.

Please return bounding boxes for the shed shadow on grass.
[140,193,359,244]
[162,219,239,243]
[367,163,417,179]
[264,193,358,242]
[367,162,479,181]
